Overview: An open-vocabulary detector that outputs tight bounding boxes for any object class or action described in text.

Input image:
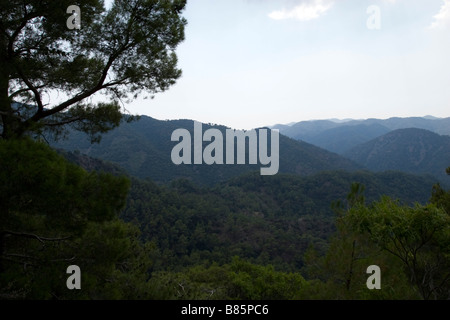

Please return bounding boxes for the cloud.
[268,0,334,21]
[429,0,450,29]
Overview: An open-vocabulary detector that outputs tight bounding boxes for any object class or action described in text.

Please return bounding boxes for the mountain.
[275,116,450,137]
[272,116,450,154]
[50,115,361,185]
[52,122,444,273]
[272,119,339,141]
[305,123,391,155]
[354,117,450,135]
[57,149,127,177]
[423,115,440,120]
[344,128,450,184]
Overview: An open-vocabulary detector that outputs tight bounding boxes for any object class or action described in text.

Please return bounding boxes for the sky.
[108,0,450,130]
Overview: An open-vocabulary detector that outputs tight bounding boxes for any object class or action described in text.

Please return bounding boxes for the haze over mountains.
[272,116,450,148]
[271,116,450,185]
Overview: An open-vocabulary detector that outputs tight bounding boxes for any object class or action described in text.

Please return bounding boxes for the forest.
[1,0,449,301]
[1,138,449,300]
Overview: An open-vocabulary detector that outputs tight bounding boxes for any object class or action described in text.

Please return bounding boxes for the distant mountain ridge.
[272,116,450,153]
[303,123,391,154]
[268,116,450,184]
[50,115,361,185]
[272,116,450,134]
[344,128,450,184]
[50,115,450,186]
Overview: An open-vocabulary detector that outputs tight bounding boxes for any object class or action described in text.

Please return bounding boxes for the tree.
[0,138,152,299]
[345,197,450,299]
[0,0,186,141]
[430,183,450,214]
[302,184,447,300]
[430,166,450,214]
[147,258,307,300]
[306,184,401,299]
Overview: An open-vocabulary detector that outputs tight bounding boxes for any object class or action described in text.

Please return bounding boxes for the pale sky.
[108,0,450,130]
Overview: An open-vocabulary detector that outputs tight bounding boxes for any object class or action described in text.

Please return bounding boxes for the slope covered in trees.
[344,128,450,184]
[124,170,450,300]
[2,0,449,301]
[51,116,362,185]
[2,138,449,300]
[305,123,391,154]
[120,170,438,273]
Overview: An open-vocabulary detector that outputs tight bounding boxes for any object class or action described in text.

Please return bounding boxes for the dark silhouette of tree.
[0,0,186,141]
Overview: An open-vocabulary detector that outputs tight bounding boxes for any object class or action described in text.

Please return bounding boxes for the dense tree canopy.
[0,138,152,299]
[348,199,449,299]
[0,0,186,140]
[1,139,449,299]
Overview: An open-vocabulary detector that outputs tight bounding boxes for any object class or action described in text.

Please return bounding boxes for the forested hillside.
[57,144,444,275]
[51,116,361,185]
[3,0,449,304]
[2,137,449,300]
[272,117,450,159]
[345,128,450,184]
[304,124,390,154]
[120,165,450,299]
[120,169,437,272]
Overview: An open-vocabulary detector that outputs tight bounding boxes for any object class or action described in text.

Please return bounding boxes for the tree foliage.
[340,196,450,299]
[0,138,151,299]
[2,139,449,299]
[147,257,307,300]
[0,0,186,140]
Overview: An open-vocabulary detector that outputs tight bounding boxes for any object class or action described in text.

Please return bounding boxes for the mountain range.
[49,114,448,272]
[50,115,449,187]
[272,116,450,154]
[344,128,450,182]
[50,115,361,186]
[270,116,449,185]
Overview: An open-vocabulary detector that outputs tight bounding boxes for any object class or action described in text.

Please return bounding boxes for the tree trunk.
[346,240,356,291]
[0,35,14,139]
[0,231,5,274]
